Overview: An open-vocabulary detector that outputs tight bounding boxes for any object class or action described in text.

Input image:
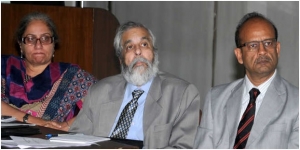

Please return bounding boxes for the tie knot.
[132,89,144,99]
[249,88,260,103]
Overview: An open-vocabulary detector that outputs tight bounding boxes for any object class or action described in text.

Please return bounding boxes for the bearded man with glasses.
[194,12,298,149]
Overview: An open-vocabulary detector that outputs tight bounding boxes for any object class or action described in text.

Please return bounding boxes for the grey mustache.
[128,57,151,71]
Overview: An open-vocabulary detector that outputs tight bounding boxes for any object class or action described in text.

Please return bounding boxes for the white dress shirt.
[239,70,277,120]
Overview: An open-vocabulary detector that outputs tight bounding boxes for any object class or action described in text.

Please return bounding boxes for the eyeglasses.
[239,38,277,51]
[22,35,54,45]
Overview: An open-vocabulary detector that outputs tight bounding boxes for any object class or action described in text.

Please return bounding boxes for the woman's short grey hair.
[114,21,158,58]
[15,12,59,46]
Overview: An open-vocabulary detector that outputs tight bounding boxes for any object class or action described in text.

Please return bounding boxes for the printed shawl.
[1,55,97,122]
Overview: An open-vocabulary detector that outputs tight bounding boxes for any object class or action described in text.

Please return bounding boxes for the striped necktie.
[233,88,260,149]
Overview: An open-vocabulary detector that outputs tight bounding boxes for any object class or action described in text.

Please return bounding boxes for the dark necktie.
[233,88,260,149]
[110,89,144,139]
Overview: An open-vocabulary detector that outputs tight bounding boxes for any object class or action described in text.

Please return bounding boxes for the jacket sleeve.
[288,113,299,148]
[193,88,214,148]
[166,84,201,149]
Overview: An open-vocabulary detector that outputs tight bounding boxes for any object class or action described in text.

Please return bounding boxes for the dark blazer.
[70,71,200,148]
[194,72,299,149]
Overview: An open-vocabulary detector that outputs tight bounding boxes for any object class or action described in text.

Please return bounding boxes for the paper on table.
[1,140,19,148]
[49,133,110,144]
[9,136,91,148]
[1,116,16,123]
[1,122,36,127]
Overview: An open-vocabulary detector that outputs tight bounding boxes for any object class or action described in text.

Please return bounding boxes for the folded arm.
[1,101,61,129]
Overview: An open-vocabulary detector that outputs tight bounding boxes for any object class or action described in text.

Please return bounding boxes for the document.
[3,134,110,148]
[1,122,36,127]
[1,140,19,148]
[49,133,110,144]
[1,116,16,123]
[8,136,91,148]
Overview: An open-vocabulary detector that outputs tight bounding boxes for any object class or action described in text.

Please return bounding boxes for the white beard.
[121,54,159,86]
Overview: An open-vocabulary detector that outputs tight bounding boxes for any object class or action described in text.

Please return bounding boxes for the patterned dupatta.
[1,55,97,122]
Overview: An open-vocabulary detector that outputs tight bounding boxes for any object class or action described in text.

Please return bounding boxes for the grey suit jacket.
[194,73,299,149]
[70,71,200,149]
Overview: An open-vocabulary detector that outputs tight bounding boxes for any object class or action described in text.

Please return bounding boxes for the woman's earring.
[21,50,23,58]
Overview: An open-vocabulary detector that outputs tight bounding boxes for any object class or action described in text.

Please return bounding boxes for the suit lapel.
[227,81,244,146]
[143,75,162,134]
[98,78,127,135]
[246,74,286,146]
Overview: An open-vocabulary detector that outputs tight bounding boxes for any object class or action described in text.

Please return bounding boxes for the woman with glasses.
[1,12,97,131]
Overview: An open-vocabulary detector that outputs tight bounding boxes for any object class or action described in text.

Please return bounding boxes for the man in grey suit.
[194,12,298,149]
[69,21,200,148]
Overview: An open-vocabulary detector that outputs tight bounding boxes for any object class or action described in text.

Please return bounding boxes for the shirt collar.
[127,78,154,93]
[245,69,277,95]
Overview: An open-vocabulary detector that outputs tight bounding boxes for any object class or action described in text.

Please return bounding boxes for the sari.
[1,55,97,122]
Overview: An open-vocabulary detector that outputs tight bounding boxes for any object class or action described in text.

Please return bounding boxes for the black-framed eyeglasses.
[22,35,54,46]
[238,38,277,51]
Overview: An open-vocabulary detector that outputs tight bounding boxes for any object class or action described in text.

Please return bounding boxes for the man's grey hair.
[114,21,158,58]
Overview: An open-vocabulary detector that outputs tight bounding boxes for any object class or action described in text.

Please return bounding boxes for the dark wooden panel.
[1,3,120,79]
[92,8,121,79]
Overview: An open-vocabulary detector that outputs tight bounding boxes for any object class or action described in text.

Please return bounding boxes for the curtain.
[83,1,299,108]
